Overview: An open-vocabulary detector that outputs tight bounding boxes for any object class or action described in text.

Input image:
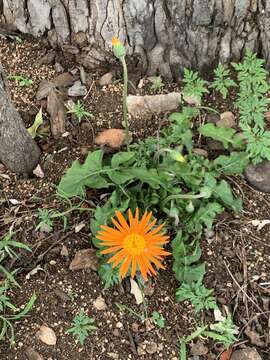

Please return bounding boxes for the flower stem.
[120,56,129,150]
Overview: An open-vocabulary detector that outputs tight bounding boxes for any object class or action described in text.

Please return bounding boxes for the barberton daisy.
[96,208,170,281]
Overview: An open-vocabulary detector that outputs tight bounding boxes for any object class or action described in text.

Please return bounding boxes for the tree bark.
[0,63,40,174]
[1,1,270,79]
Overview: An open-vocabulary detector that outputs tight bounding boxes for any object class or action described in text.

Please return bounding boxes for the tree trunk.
[1,1,270,79]
[0,63,40,174]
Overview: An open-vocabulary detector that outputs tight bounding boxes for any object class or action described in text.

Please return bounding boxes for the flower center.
[123,233,146,255]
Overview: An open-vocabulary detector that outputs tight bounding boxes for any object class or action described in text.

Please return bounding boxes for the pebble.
[116,321,123,329]
[245,161,270,193]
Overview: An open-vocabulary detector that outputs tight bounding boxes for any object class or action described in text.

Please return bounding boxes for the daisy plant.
[112,36,129,149]
[96,208,170,281]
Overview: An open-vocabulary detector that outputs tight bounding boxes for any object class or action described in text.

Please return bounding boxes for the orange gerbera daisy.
[96,208,170,281]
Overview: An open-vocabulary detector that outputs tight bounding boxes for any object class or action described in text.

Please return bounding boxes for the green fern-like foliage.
[210,64,236,99]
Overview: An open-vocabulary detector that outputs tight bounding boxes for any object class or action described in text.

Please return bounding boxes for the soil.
[0,36,270,360]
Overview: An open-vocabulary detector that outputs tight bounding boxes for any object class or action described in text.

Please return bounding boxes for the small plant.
[67,310,97,345]
[204,316,238,348]
[176,277,218,313]
[36,209,54,233]
[28,108,43,139]
[8,75,33,87]
[0,232,36,343]
[233,49,270,164]
[182,68,209,105]
[66,100,94,123]
[15,36,23,44]
[149,75,164,93]
[152,311,165,328]
[179,316,237,359]
[210,64,236,99]
[112,37,130,148]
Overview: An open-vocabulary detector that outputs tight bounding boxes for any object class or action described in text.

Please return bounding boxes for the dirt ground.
[0,37,270,360]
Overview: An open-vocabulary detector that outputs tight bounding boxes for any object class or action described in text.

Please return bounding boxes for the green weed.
[176,277,218,313]
[66,100,94,123]
[210,64,236,99]
[182,69,209,105]
[149,75,164,93]
[8,75,33,87]
[67,310,97,345]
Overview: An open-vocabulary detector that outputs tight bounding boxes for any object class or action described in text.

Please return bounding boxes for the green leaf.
[172,233,205,283]
[27,108,43,139]
[188,202,224,233]
[214,152,249,175]
[214,180,242,212]
[111,152,135,168]
[57,150,110,198]
[199,123,244,149]
[128,168,163,189]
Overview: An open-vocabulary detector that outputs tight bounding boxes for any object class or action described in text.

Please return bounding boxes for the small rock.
[69,249,98,271]
[146,341,158,354]
[216,111,236,128]
[244,161,270,193]
[99,72,114,86]
[127,92,181,117]
[68,80,87,97]
[193,148,208,157]
[36,325,57,346]
[95,129,130,149]
[25,347,44,360]
[116,321,123,329]
[230,347,262,360]
[93,295,107,311]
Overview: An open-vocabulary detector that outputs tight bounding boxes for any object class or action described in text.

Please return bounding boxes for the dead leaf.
[36,325,57,346]
[220,348,232,360]
[250,219,270,231]
[244,326,265,347]
[33,164,44,178]
[26,265,44,280]
[190,341,208,356]
[214,308,226,322]
[36,80,55,100]
[60,245,69,256]
[93,295,107,310]
[9,198,21,205]
[52,72,75,87]
[47,89,66,138]
[95,129,130,149]
[69,249,98,271]
[130,278,143,305]
[75,222,85,233]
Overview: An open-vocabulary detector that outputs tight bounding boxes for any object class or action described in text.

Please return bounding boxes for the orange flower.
[112,36,121,46]
[97,209,170,281]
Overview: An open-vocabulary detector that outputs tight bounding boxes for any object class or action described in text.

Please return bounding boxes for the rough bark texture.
[0,63,40,174]
[1,1,270,78]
